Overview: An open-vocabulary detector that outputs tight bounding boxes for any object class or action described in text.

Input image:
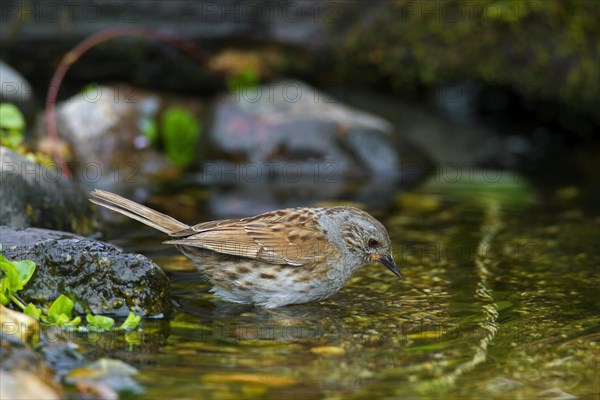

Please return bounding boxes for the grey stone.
[0,147,100,235]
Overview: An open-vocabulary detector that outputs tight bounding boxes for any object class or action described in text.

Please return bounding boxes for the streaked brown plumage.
[90,189,401,308]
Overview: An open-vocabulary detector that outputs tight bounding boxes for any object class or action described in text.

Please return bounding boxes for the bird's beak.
[370,253,403,279]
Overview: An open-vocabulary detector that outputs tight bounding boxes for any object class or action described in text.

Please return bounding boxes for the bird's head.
[339,208,402,278]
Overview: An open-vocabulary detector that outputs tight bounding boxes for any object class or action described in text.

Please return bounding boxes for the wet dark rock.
[0,147,100,235]
[0,226,173,317]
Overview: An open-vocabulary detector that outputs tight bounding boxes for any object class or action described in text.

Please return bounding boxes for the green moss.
[334,0,599,118]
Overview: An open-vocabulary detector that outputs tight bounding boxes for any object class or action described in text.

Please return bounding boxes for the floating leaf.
[86,314,115,331]
[63,316,81,327]
[47,313,70,326]
[120,312,141,330]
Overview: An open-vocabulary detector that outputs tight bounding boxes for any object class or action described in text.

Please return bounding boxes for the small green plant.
[0,245,140,332]
[0,103,26,150]
[81,82,100,97]
[45,294,81,326]
[86,313,115,330]
[226,67,259,92]
[0,247,35,308]
[160,106,202,168]
[0,102,56,166]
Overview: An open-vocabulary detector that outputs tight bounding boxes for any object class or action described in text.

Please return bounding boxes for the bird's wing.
[164,208,337,266]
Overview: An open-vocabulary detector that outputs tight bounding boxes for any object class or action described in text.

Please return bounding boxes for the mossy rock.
[334,1,599,119]
[0,227,173,317]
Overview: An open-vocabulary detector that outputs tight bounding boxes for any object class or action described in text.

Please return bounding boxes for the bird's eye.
[368,239,379,248]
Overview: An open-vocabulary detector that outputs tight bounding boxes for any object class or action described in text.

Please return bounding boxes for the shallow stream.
[91,172,599,399]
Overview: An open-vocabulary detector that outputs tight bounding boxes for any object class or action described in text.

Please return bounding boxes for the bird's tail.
[90,189,189,235]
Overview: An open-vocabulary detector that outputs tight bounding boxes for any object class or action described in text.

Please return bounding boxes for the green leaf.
[120,312,141,330]
[0,276,10,298]
[0,103,25,150]
[51,313,71,325]
[24,303,42,320]
[48,313,81,327]
[0,103,25,131]
[86,314,115,331]
[46,295,83,326]
[0,129,25,150]
[160,106,202,168]
[81,83,100,97]
[0,292,8,305]
[47,294,74,320]
[226,67,259,92]
[0,254,36,308]
[12,260,36,286]
[0,260,23,292]
[0,277,11,305]
[63,316,81,327]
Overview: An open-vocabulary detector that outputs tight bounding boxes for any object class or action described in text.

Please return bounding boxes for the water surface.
[99,174,599,399]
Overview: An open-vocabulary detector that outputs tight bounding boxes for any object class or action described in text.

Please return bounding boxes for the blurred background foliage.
[334,0,598,120]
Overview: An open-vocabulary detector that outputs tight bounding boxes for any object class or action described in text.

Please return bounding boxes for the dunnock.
[90,189,401,308]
